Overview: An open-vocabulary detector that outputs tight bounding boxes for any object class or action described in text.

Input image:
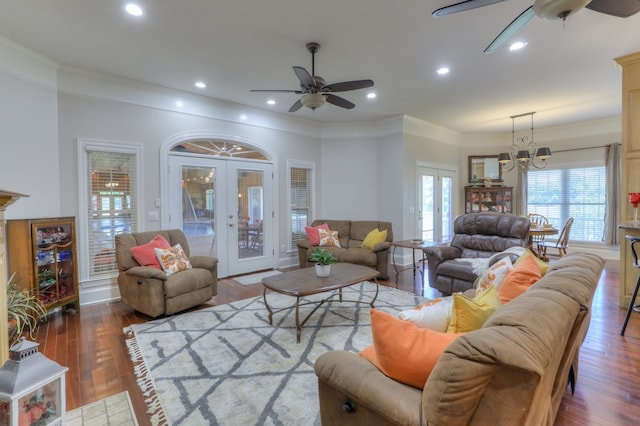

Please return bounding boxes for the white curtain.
[603,143,621,245]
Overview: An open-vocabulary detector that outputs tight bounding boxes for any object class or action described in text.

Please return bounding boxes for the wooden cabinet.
[6,217,79,312]
[465,186,513,214]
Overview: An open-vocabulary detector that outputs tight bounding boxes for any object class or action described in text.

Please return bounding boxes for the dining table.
[528,225,559,258]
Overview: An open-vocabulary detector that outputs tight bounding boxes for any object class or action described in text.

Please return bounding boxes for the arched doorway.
[166,138,275,278]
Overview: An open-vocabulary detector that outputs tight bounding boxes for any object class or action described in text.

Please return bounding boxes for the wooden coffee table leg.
[295,296,301,343]
[263,286,273,325]
[370,279,379,308]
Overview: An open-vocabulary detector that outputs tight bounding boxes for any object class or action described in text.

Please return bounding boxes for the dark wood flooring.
[33,261,640,425]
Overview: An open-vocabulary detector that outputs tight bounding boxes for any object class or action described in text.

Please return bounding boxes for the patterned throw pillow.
[318,229,341,247]
[475,256,513,294]
[154,243,193,276]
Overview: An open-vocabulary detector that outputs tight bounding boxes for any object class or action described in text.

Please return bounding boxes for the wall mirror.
[468,155,502,182]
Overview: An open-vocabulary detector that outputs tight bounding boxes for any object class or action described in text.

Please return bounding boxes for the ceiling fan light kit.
[250,42,374,113]
[434,0,640,53]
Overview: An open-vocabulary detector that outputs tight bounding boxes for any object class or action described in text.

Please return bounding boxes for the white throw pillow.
[475,256,513,294]
[398,296,454,332]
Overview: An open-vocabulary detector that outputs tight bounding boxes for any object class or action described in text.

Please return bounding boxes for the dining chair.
[538,217,574,261]
[528,213,549,254]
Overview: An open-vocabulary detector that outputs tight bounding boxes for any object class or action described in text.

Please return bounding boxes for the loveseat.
[297,220,393,280]
[115,229,218,317]
[424,212,530,295]
[314,252,604,425]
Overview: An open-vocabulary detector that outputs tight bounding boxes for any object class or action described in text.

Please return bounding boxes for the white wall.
[0,39,61,219]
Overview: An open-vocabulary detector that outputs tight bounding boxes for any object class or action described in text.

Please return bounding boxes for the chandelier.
[498,112,551,172]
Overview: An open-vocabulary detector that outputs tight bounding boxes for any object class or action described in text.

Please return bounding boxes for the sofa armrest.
[125,266,168,281]
[315,351,423,425]
[189,255,219,271]
[297,239,312,268]
[423,245,460,262]
[370,241,391,253]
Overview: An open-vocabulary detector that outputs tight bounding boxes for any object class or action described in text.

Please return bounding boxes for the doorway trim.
[160,131,279,275]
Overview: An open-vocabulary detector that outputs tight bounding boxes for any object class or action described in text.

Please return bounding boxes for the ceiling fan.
[433,0,640,53]
[250,42,374,112]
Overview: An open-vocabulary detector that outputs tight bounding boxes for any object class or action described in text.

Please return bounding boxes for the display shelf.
[465,186,513,214]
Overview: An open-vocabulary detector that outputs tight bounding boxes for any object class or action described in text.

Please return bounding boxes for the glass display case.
[6,218,79,312]
[465,186,513,214]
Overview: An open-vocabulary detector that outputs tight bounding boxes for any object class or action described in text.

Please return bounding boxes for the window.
[528,166,606,242]
[288,161,314,251]
[79,141,141,279]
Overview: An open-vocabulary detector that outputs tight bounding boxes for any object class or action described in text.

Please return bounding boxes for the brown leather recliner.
[115,229,218,317]
[424,213,530,295]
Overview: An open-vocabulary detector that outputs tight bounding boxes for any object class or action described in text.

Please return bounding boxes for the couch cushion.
[130,234,170,269]
[339,247,377,266]
[360,309,460,389]
[164,268,213,298]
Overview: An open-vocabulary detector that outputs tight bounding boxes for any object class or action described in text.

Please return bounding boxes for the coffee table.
[262,263,380,343]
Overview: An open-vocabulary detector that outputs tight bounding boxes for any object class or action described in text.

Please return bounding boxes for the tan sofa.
[314,252,604,425]
[297,220,393,279]
[115,229,218,317]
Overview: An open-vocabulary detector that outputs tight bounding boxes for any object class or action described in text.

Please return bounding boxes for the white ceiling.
[1,0,638,133]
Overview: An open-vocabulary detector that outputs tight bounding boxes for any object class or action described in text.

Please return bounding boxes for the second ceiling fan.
[433,0,640,53]
[251,42,374,113]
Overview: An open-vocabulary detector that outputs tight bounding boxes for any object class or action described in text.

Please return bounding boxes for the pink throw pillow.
[305,223,329,246]
[130,234,171,269]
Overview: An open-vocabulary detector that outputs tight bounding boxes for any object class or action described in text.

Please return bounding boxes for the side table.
[389,239,443,283]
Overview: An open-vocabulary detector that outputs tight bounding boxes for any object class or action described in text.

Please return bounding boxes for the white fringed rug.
[124,282,423,425]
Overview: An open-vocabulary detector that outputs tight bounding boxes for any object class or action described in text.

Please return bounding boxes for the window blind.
[289,166,312,250]
[86,150,137,276]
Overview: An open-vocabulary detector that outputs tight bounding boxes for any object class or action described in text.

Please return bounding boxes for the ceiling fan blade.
[586,0,640,18]
[250,89,302,93]
[433,0,507,16]
[293,66,315,88]
[323,79,374,93]
[326,94,355,110]
[484,6,535,53]
[288,99,303,112]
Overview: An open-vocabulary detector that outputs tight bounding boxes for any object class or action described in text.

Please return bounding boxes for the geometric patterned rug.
[124,282,424,425]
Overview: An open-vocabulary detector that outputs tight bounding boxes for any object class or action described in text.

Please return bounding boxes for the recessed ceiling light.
[240,114,248,120]
[436,67,450,76]
[509,41,528,51]
[194,81,207,89]
[124,3,144,17]
[367,92,377,99]
[175,100,184,107]
[266,99,276,105]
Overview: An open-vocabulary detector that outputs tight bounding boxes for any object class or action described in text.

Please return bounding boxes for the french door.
[417,164,455,243]
[167,155,274,277]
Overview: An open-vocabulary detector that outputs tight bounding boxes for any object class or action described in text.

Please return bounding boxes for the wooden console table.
[389,239,443,283]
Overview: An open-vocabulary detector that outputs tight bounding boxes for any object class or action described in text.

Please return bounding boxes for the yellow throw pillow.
[515,249,550,276]
[447,285,501,333]
[361,228,388,250]
[360,309,460,389]
[154,243,193,276]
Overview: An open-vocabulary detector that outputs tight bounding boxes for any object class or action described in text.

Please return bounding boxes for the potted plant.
[6,273,47,346]
[309,248,337,277]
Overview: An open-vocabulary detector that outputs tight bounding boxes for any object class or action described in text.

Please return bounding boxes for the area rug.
[233,270,282,285]
[66,391,138,426]
[124,282,424,425]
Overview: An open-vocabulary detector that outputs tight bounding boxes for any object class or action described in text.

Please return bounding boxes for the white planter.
[315,264,331,277]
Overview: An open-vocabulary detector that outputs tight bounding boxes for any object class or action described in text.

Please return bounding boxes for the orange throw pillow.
[360,309,460,389]
[498,253,542,304]
[130,234,171,270]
